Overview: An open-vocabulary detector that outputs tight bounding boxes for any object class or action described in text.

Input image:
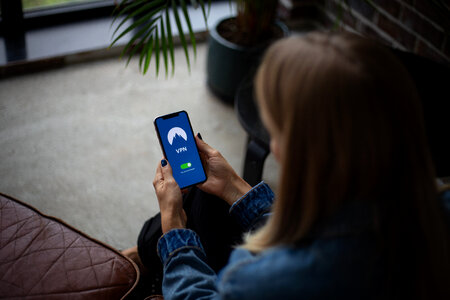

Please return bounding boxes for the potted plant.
[110,0,288,101]
[206,1,289,102]
[110,0,206,76]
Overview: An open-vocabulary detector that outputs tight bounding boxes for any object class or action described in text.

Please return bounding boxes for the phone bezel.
[153,110,207,189]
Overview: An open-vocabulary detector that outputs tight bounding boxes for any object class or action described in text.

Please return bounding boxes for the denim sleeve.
[440,188,450,228]
[156,183,274,299]
[157,229,221,300]
[229,181,274,231]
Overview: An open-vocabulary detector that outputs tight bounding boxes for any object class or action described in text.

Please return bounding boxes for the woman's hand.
[196,135,252,206]
[153,159,187,234]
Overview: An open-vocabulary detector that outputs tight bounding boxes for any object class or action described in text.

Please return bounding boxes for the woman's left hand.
[153,159,187,234]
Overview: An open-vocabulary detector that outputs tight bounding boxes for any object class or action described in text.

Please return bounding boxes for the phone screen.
[154,111,207,189]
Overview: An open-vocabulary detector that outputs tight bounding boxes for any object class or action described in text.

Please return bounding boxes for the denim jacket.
[157,182,450,300]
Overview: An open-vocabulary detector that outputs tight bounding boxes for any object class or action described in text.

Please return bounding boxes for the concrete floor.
[0,43,279,250]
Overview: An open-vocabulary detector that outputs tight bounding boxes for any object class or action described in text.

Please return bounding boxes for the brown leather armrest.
[0,193,139,299]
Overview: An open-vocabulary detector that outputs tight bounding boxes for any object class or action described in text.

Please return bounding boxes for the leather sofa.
[0,192,140,299]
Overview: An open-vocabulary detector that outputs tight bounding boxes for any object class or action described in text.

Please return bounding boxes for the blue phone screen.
[155,111,206,189]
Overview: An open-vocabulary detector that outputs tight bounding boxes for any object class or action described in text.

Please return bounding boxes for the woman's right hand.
[195,135,252,206]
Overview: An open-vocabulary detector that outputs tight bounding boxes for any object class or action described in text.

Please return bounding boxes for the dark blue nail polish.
[161,159,167,167]
[197,133,203,140]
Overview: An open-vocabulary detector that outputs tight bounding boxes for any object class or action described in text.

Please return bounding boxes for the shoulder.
[217,237,381,300]
[216,247,312,300]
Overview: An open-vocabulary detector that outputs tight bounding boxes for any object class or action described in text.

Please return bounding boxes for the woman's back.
[217,190,450,299]
[249,32,450,299]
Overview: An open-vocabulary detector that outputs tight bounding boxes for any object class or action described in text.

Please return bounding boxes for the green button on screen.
[180,162,192,169]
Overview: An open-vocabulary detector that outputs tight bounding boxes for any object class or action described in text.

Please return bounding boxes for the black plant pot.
[206,17,289,103]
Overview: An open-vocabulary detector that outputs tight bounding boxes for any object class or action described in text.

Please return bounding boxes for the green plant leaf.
[125,40,143,67]
[112,0,146,28]
[198,0,209,29]
[112,0,146,26]
[120,17,159,59]
[165,7,176,76]
[111,0,126,19]
[127,35,150,67]
[143,36,155,75]
[112,0,165,38]
[110,8,162,48]
[172,0,191,71]
[180,0,196,57]
[125,26,156,70]
[139,29,156,71]
[160,17,169,77]
[139,36,147,71]
[155,28,160,76]
[139,31,152,71]
[112,0,211,75]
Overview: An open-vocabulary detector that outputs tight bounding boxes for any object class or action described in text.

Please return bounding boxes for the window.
[0,0,115,33]
[1,0,225,68]
[22,0,101,12]
[0,0,115,64]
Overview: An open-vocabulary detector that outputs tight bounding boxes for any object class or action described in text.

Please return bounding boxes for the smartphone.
[154,110,207,189]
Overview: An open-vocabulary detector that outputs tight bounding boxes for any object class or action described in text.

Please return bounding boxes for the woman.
[126,32,450,299]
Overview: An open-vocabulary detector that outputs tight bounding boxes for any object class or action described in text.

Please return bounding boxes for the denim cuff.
[229,181,274,230]
[157,229,205,265]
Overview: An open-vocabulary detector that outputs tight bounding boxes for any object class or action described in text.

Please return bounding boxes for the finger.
[196,141,210,172]
[198,149,208,167]
[153,161,164,188]
[195,134,216,156]
[160,159,175,182]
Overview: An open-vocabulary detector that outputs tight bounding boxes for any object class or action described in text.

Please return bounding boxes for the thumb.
[195,134,215,156]
[161,158,174,179]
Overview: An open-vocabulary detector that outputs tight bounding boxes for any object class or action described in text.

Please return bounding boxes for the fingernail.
[197,133,203,140]
[161,159,167,167]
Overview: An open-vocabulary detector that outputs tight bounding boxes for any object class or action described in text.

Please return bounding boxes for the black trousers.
[137,187,244,277]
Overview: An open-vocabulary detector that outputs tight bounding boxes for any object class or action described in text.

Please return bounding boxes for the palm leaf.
[160,16,169,77]
[111,0,127,20]
[125,37,145,67]
[143,36,155,74]
[112,0,165,40]
[124,22,158,67]
[155,28,161,76]
[165,7,176,76]
[180,0,197,57]
[172,0,191,71]
[120,17,159,59]
[110,7,162,48]
[111,0,211,76]
[198,0,209,29]
[112,0,146,26]
[139,27,157,70]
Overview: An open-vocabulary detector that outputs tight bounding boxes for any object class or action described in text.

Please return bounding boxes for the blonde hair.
[245,32,449,298]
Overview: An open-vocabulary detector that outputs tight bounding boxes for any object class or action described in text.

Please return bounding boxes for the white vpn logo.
[167,127,188,145]
[176,147,188,153]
